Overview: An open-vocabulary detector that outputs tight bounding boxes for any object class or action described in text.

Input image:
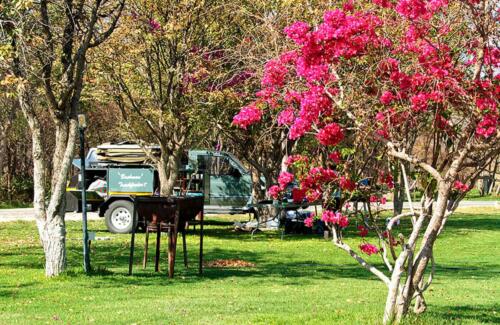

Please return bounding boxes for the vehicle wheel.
[104,200,136,234]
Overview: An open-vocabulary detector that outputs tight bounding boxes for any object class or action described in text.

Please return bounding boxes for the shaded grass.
[0,201,33,209]
[0,208,499,324]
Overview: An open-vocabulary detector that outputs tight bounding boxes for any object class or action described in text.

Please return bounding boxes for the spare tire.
[104,200,136,234]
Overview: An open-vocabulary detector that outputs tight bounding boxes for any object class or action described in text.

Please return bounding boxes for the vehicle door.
[204,155,252,206]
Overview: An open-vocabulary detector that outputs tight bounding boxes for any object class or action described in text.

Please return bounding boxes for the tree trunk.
[251,168,265,203]
[18,81,78,276]
[393,165,404,216]
[158,143,182,196]
[382,182,451,323]
[0,129,6,185]
[37,216,66,276]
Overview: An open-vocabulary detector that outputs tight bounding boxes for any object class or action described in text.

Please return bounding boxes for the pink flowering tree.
[234,0,499,323]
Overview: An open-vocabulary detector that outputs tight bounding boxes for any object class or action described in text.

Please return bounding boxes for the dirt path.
[0,208,100,223]
[0,200,497,222]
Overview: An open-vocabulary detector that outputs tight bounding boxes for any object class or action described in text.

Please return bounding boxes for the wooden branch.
[400,163,415,219]
[334,240,391,286]
[89,0,125,48]
[331,227,390,286]
[386,212,417,231]
[386,142,443,181]
[380,239,394,272]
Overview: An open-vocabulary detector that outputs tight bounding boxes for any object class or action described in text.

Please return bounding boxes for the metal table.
[128,196,204,278]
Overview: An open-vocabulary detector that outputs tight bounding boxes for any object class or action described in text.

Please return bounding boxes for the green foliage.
[0,209,498,324]
[0,176,33,204]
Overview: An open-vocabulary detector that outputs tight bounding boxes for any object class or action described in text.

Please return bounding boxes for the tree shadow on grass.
[427,304,500,324]
[0,282,39,298]
[2,221,499,282]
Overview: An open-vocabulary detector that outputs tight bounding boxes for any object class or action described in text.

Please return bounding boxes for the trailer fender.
[99,195,134,217]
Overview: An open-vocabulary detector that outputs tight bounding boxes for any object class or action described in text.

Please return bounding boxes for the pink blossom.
[369,195,378,203]
[148,19,161,32]
[304,216,315,227]
[292,188,307,203]
[321,211,349,227]
[343,0,354,11]
[279,50,298,65]
[380,91,395,105]
[396,0,447,20]
[321,210,336,223]
[299,86,331,123]
[233,103,262,129]
[278,171,295,188]
[376,128,389,139]
[378,172,394,189]
[476,114,498,138]
[328,151,341,163]
[453,181,469,193]
[380,197,387,204]
[288,117,311,140]
[435,114,450,130]
[359,243,379,255]
[339,176,356,191]
[316,123,345,146]
[285,155,309,166]
[410,93,429,112]
[268,185,281,199]
[476,97,497,113]
[262,59,288,88]
[277,107,295,126]
[358,225,369,237]
[338,215,349,228]
[375,111,386,122]
[373,0,393,8]
[284,21,311,45]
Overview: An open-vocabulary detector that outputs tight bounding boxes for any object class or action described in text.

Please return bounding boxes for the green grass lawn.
[0,208,499,324]
[463,189,499,201]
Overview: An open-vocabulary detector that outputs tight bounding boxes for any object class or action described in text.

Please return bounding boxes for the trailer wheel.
[104,200,135,234]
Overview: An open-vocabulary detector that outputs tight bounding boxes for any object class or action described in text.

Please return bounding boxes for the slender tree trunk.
[0,128,6,184]
[382,182,451,323]
[393,165,404,216]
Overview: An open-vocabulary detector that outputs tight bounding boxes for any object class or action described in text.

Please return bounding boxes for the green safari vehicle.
[66,143,254,233]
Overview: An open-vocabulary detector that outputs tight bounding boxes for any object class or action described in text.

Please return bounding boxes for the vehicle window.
[209,156,238,176]
[197,155,208,171]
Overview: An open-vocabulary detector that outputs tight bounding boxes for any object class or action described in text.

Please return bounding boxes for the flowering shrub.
[234,1,498,322]
[232,103,262,129]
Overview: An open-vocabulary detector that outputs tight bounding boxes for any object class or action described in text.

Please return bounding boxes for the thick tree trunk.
[40,119,77,276]
[18,82,78,276]
[251,168,265,203]
[37,216,66,276]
